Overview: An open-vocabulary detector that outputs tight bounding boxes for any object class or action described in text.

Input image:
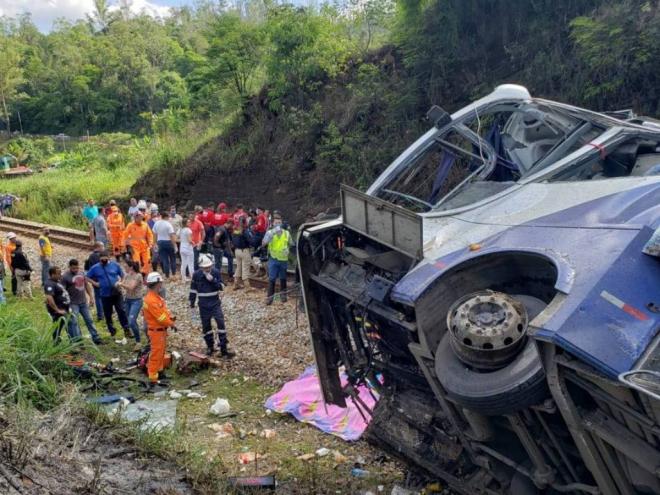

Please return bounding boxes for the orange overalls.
[142,290,174,383]
[123,221,153,274]
[107,207,126,257]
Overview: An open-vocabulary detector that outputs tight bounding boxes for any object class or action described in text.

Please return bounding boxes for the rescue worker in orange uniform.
[142,272,175,387]
[123,212,154,274]
[107,202,126,260]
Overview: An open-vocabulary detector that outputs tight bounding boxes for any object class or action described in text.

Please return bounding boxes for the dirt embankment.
[132,47,421,225]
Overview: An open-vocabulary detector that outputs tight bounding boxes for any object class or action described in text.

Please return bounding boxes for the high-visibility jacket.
[143,290,174,329]
[269,230,291,261]
[38,235,52,257]
[5,242,16,268]
[107,211,125,233]
[123,221,153,250]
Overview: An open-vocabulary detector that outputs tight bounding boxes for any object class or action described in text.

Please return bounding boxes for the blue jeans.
[268,258,288,282]
[157,240,177,278]
[125,298,143,342]
[213,248,234,277]
[71,302,100,342]
[93,286,104,320]
[40,257,50,287]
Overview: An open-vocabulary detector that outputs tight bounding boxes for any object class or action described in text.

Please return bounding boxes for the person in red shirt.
[233,204,247,226]
[255,207,268,234]
[189,213,205,269]
[212,203,231,228]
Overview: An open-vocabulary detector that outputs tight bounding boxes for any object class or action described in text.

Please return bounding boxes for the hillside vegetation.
[2,0,660,223]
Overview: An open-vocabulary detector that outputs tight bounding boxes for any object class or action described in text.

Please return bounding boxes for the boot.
[280,279,288,303]
[205,347,215,356]
[265,281,275,306]
[220,345,236,359]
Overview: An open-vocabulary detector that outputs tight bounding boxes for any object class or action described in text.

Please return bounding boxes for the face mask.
[101,259,109,265]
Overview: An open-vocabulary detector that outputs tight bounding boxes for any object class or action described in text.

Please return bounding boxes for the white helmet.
[137,200,147,210]
[145,272,163,284]
[150,203,159,213]
[6,232,16,240]
[198,254,214,268]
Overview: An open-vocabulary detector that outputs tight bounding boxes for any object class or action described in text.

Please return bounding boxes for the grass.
[0,286,402,493]
[0,122,222,229]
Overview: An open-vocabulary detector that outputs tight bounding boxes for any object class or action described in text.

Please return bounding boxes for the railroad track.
[0,216,92,250]
[0,216,296,290]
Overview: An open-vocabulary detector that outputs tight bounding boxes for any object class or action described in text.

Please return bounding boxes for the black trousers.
[199,299,227,351]
[101,293,129,336]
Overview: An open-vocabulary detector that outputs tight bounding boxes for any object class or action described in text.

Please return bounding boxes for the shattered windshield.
[374,102,600,212]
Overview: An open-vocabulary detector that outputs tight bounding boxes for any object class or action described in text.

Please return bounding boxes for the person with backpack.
[86,251,131,345]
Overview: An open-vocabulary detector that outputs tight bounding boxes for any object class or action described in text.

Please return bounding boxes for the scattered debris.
[228,476,277,489]
[315,447,331,457]
[169,390,182,399]
[391,485,420,495]
[186,392,204,399]
[351,467,370,478]
[260,429,277,439]
[105,400,178,431]
[297,453,315,461]
[333,451,348,464]
[210,398,231,416]
[237,452,265,464]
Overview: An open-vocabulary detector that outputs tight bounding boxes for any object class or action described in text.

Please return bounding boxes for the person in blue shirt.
[82,199,99,242]
[86,251,131,345]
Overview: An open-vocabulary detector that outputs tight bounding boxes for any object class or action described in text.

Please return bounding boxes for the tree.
[87,0,118,33]
[206,14,267,100]
[0,37,24,133]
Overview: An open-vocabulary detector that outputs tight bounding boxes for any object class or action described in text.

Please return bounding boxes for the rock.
[186,392,204,399]
[169,390,182,399]
[210,398,231,415]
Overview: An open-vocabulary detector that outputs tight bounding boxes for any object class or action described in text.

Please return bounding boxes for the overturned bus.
[298,85,660,494]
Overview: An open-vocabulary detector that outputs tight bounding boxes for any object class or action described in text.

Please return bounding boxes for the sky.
[0,0,196,32]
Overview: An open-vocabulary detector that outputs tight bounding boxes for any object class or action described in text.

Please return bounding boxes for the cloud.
[0,0,173,32]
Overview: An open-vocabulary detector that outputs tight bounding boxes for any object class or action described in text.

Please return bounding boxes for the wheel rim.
[447,290,528,370]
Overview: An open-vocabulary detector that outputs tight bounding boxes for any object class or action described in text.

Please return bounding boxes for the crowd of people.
[0,197,296,390]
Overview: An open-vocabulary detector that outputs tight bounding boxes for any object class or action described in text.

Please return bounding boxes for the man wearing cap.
[143,272,176,386]
[5,232,17,296]
[123,212,154,275]
[189,254,235,358]
[107,201,126,261]
[38,227,52,287]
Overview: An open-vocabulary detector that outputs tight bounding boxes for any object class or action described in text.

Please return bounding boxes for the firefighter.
[107,204,126,261]
[189,254,235,358]
[142,271,175,387]
[123,212,153,274]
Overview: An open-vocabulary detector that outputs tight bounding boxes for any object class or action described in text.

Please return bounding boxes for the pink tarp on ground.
[264,366,378,441]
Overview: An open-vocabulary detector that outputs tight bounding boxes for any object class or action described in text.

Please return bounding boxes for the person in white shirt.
[179,217,195,281]
[152,212,178,279]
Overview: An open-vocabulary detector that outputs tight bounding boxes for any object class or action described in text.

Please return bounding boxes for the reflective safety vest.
[143,290,174,329]
[38,235,52,257]
[269,230,291,261]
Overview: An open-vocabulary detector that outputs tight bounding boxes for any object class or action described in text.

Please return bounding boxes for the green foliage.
[266,5,355,108]
[0,304,74,410]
